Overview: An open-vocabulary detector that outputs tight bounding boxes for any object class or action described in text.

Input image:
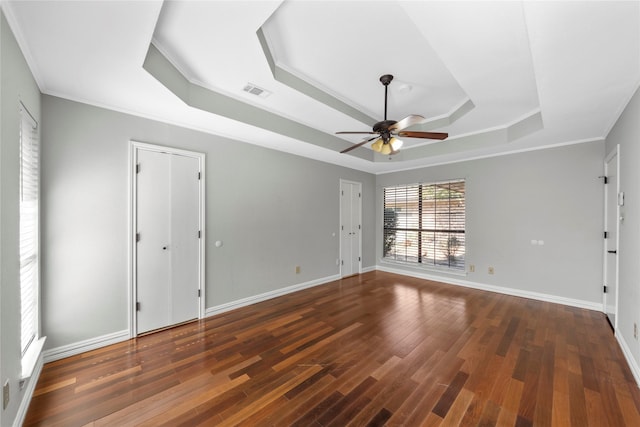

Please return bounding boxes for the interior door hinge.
[599,175,608,184]
[358,224,361,230]
[341,190,344,196]
[604,231,608,239]
[136,232,141,242]
[358,256,361,262]
[341,260,344,265]
[136,163,141,174]
[197,172,201,180]
[603,285,608,293]
[359,193,361,198]
[136,302,141,311]
[198,230,201,238]
[198,289,201,297]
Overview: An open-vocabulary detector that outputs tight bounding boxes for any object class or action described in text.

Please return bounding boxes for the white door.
[340,180,361,277]
[604,147,619,328]
[136,148,201,334]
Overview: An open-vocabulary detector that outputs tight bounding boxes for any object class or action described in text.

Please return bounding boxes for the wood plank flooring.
[25,271,640,426]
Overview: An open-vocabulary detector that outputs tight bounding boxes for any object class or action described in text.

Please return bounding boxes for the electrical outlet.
[3,380,9,410]
[488,266,495,275]
[295,266,300,274]
[469,264,475,273]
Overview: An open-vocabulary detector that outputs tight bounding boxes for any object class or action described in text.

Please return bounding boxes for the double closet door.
[134,145,203,335]
[340,180,362,277]
[604,147,619,329]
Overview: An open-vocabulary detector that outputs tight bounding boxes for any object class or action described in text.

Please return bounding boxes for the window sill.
[21,336,46,380]
[379,259,467,277]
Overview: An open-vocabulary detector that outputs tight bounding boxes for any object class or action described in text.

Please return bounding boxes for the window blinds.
[20,103,39,356]
[383,180,465,270]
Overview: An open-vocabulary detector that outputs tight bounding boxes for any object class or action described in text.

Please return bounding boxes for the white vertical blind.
[20,103,39,356]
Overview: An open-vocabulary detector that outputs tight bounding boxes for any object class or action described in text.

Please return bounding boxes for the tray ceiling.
[4,1,639,173]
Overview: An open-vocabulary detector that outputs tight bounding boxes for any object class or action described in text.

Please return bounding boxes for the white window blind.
[20,103,39,357]
[383,179,465,271]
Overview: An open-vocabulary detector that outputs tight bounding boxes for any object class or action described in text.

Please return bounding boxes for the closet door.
[340,180,362,277]
[604,148,619,329]
[136,149,200,334]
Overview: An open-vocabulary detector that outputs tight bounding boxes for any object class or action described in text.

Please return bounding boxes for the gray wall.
[605,86,640,375]
[2,5,634,424]
[376,141,605,305]
[41,95,375,350]
[1,9,42,426]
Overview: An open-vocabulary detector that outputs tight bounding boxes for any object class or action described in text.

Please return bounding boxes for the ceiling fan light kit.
[336,74,449,155]
[371,136,402,154]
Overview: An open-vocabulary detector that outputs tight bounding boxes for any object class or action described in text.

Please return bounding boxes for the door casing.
[129,141,206,337]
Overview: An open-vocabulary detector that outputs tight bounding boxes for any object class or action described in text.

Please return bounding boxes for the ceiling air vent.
[242,83,271,98]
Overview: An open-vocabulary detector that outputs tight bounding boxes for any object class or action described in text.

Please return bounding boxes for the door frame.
[603,144,619,330]
[339,179,362,277]
[129,141,206,337]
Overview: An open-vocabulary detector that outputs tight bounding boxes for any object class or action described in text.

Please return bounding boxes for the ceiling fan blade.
[389,115,425,132]
[336,131,378,135]
[340,136,378,154]
[397,131,448,140]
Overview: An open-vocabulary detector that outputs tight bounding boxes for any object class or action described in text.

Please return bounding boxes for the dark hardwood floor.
[25,271,640,426]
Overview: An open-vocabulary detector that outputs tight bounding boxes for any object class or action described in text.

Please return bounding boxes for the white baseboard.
[18,265,634,427]
[14,354,44,427]
[42,274,347,364]
[43,330,130,363]
[376,264,604,312]
[38,268,605,364]
[615,329,640,387]
[205,274,340,318]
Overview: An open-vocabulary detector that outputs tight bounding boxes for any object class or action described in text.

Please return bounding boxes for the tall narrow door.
[136,149,201,334]
[604,148,619,328]
[340,181,361,277]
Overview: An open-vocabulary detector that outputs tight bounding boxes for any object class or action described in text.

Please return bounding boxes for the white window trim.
[21,337,46,379]
[19,102,46,379]
[383,179,466,272]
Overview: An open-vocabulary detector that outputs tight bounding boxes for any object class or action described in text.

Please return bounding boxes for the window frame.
[383,179,466,272]
[19,102,45,379]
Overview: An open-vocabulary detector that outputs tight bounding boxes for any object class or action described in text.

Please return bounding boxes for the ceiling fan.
[337,74,448,155]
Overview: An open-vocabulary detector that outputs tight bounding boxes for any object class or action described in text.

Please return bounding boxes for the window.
[20,103,43,377]
[383,179,465,271]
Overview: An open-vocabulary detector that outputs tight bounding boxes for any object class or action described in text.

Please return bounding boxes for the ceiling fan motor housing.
[373,120,397,133]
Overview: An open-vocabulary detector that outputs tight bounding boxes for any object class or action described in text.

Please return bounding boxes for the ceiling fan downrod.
[380,74,393,121]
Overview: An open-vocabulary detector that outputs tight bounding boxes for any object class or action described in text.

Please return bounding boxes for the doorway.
[340,180,362,277]
[603,145,619,329]
[130,142,205,335]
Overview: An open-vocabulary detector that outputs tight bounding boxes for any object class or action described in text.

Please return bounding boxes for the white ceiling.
[4,0,639,174]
